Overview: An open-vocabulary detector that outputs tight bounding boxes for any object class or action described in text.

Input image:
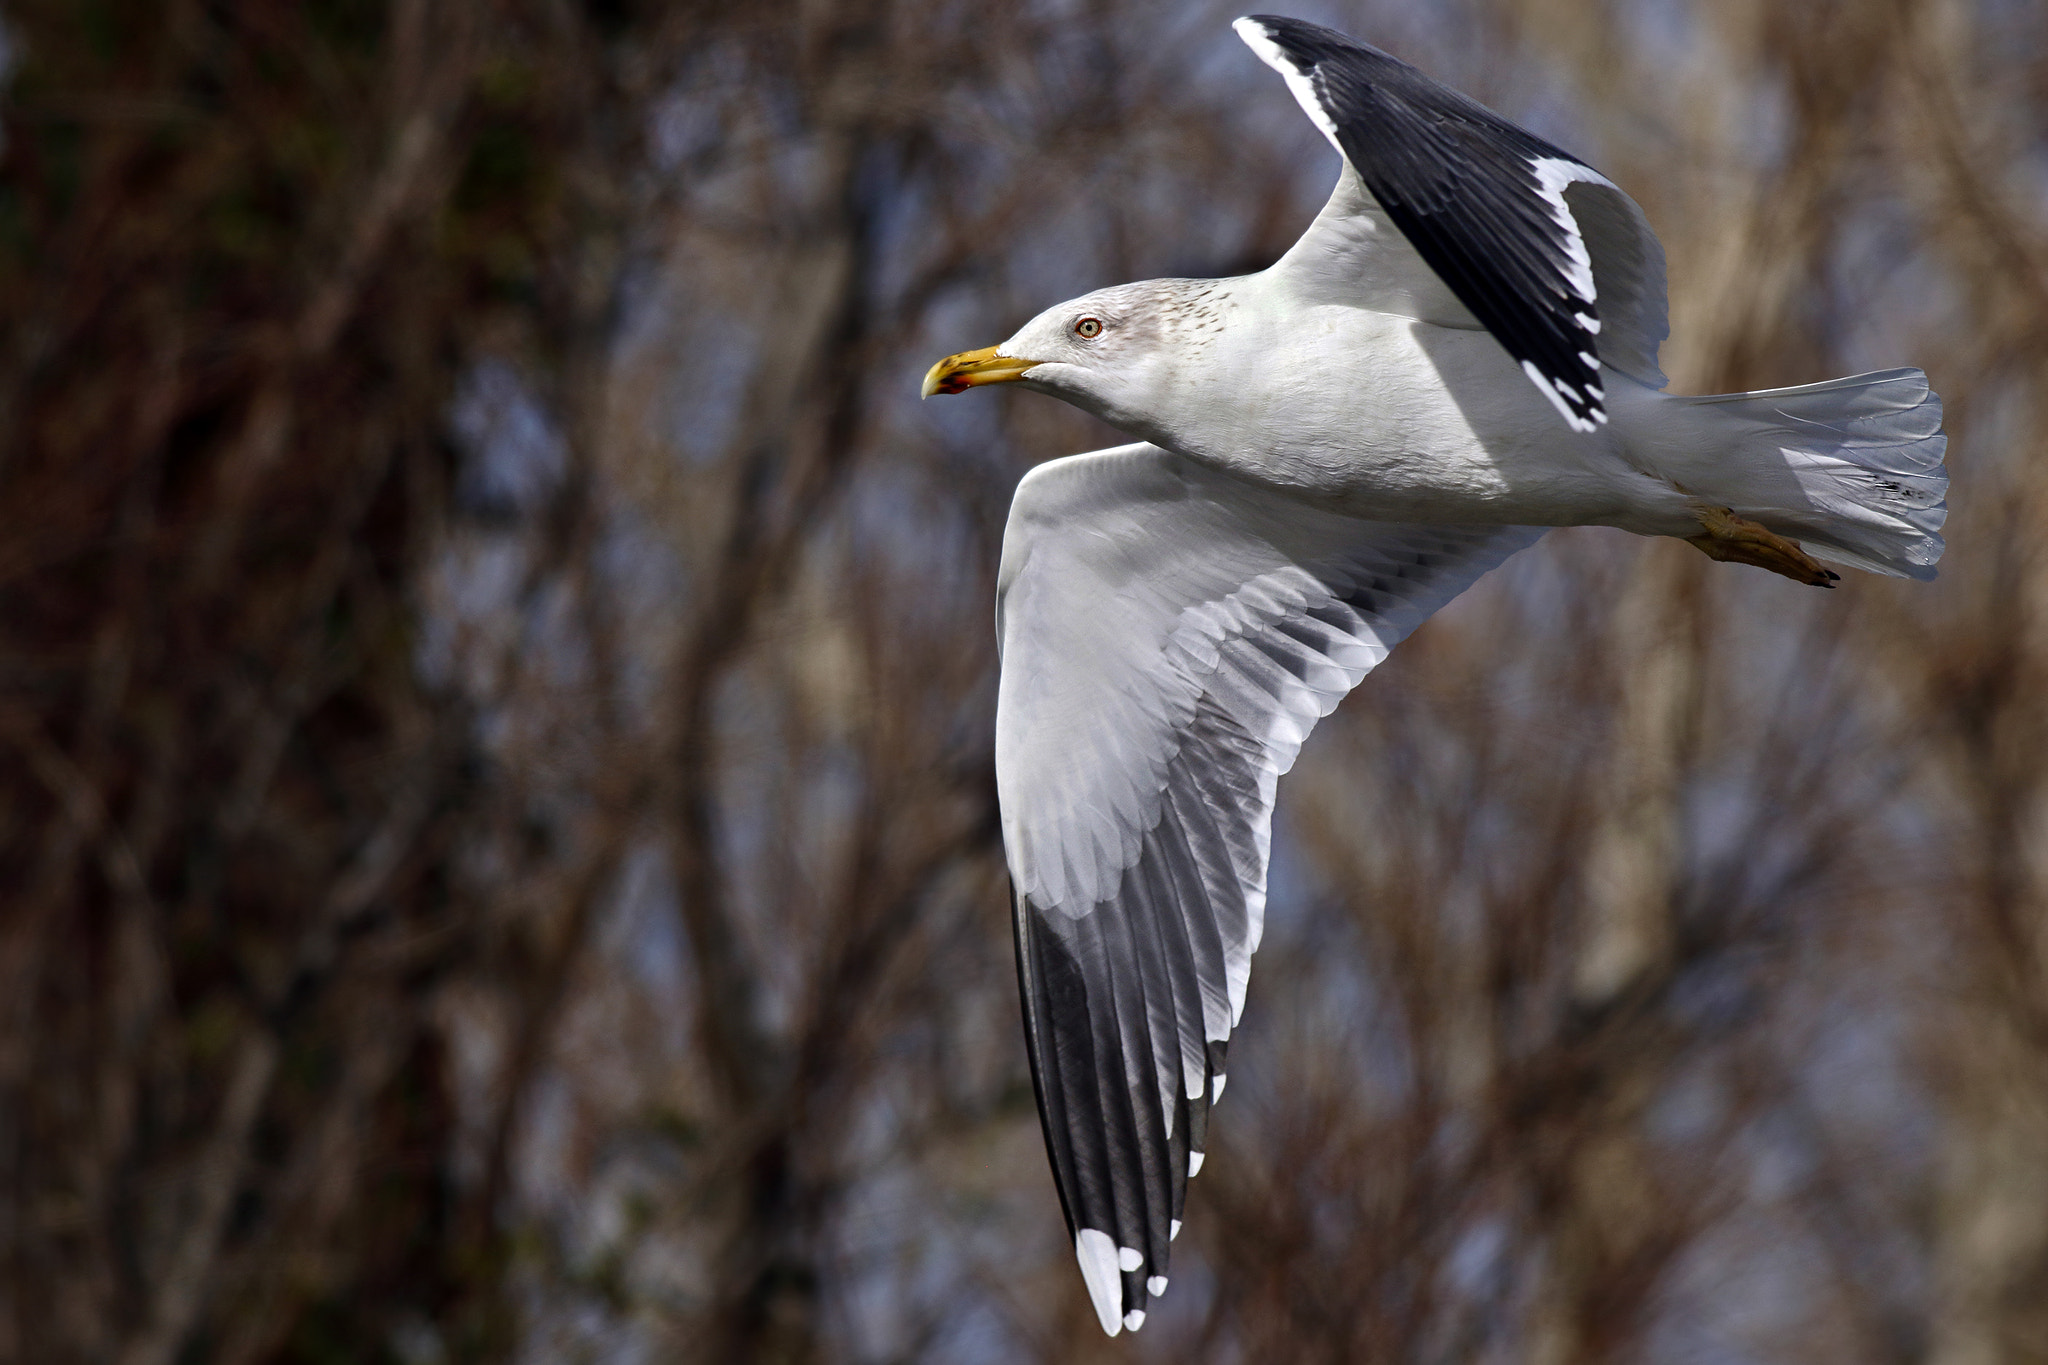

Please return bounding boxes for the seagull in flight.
[921,15,1945,1336]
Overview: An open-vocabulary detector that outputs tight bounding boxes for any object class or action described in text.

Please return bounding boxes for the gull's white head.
[922,279,1220,436]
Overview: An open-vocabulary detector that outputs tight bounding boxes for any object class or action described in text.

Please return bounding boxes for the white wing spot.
[1124,1310,1147,1332]
[1212,1071,1228,1101]
[1118,1245,1144,1273]
[1189,1150,1206,1177]
[1521,360,1599,433]
[1527,156,1608,305]
[1148,1275,1169,1296]
[1170,1219,1183,1241]
[1076,1229,1124,1336]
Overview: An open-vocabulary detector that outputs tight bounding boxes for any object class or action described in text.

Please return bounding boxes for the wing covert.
[997,443,1541,1334]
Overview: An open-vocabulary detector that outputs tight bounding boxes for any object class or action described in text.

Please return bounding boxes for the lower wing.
[994,442,1542,1333]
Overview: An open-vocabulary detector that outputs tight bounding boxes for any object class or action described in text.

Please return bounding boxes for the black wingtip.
[1240,13,1403,67]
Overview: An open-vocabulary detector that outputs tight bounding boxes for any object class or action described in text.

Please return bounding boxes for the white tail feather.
[1683,368,1947,579]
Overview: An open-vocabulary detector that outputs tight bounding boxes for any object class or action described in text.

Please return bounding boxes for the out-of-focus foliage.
[2,0,2045,1362]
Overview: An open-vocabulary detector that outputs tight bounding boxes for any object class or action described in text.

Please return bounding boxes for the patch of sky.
[622,264,760,468]
[1446,1215,1512,1299]
[1121,165,1264,279]
[764,124,840,215]
[650,86,724,177]
[794,742,869,887]
[512,1069,576,1213]
[568,1124,648,1268]
[928,66,1029,178]
[1254,815,1421,1111]
[1198,24,1335,187]
[1002,187,1122,308]
[648,41,747,177]
[1665,947,1775,1045]
[667,65,813,226]
[669,342,759,470]
[1034,16,1124,120]
[1798,987,1935,1174]
[672,120,765,221]
[919,1302,1035,1365]
[603,841,689,1003]
[1425,532,1630,739]
[1648,1057,1729,1150]
[1645,1214,1823,1365]
[388,1314,447,1365]
[1959,370,2042,481]
[706,680,786,908]
[2012,137,2048,233]
[564,1136,699,1308]
[1827,194,1969,374]
[1454,809,1525,930]
[1148,0,1240,55]
[1726,568,1838,684]
[519,569,595,697]
[1740,1109,1821,1205]
[704,670,870,1041]
[514,1289,653,1365]
[420,544,622,785]
[1981,0,2048,66]
[842,460,990,614]
[1725,63,1792,177]
[605,247,670,363]
[437,982,511,1191]
[1276,900,1375,1049]
[414,533,530,695]
[1277,0,1397,41]
[831,1148,1037,1361]
[1618,0,1702,74]
[858,139,937,308]
[1680,771,1814,918]
[1262,801,1317,943]
[1488,51,1599,159]
[593,495,689,730]
[450,357,568,519]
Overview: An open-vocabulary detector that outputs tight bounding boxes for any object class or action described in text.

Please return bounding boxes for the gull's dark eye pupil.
[1075,318,1102,339]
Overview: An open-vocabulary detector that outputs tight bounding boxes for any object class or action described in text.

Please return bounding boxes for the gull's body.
[1046,275,1690,531]
[923,14,1947,1338]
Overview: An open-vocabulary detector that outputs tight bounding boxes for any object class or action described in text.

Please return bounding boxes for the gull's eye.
[1074,317,1103,339]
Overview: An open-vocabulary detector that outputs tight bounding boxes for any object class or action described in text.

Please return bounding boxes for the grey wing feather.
[1562,177,1668,387]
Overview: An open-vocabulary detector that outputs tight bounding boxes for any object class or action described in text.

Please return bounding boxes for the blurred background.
[3,0,2046,1360]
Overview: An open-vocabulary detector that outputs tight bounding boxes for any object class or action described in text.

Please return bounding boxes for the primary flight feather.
[922,15,1947,1336]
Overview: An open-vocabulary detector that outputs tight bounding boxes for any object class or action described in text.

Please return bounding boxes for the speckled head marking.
[921,275,1243,431]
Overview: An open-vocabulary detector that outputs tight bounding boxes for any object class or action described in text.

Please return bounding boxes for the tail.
[1682,368,1948,580]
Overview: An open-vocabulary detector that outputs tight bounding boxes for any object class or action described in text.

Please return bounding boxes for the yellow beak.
[920,345,1042,398]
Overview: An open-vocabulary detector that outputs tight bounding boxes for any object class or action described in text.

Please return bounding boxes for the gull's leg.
[1684,505,1840,587]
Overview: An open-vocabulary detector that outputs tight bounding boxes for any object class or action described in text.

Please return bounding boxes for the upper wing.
[1237,14,1671,429]
[997,443,1542,1335]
